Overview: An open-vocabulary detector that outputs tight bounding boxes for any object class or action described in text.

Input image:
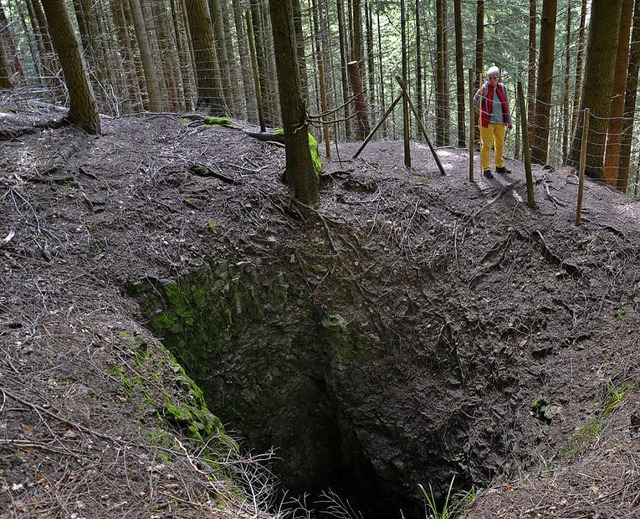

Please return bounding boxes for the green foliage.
[207,220,221,233]
[614,306,629,319]
[603,378,630,415]
[530,396,562,423]
[419,476,475,519]
[559,378,632,461]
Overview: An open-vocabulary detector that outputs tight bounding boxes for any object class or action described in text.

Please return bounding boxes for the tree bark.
[454,0,465,147]
[365,0,375,126]
[619,0,640,191]
[129,0,163,111]
[527,0,536,148]
[347,60,370,139]
[0,35,11,88]
[337,0,351,140]
[292,0,309,102]
[562,1,571,163]
[603,0,633,189]
[531,0,557,164]
[232,0,254,120]
[209,0,234,112]
[185,0,226,115]
[568,0,622,178]
[40,0,101,134]
[0,5,24,82]
[268,0,318,204]
[571,0,587,137]
[475,0,484,145]
[435,0,449,146]
[416,0,423,133]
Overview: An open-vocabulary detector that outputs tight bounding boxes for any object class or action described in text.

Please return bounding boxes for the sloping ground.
[1,97,640,518]
[464,389,640,518]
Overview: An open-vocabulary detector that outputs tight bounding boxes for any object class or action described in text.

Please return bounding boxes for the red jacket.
[479,82,510,128]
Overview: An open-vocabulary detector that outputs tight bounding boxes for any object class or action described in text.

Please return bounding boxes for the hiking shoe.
[496,166,511,174]
[483,170,494,179]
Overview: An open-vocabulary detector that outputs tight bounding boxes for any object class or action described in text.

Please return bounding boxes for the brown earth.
[1,95,640,518]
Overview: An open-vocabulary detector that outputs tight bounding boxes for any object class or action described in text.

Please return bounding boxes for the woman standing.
[474,66,513,179]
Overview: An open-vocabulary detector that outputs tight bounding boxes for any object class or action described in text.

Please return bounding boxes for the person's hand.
[475,88,483,99]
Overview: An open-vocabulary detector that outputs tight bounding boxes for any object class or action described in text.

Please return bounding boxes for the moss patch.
[275,128,322,177]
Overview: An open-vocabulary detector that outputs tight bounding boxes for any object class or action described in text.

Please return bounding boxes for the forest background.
[1,0,639,199]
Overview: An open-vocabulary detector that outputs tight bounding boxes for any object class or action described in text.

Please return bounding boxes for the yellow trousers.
[480,123,506,172]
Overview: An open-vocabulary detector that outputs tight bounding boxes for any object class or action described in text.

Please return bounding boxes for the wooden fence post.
[576,108,590,226]
[517,80,535,208]
[469,68,475,182]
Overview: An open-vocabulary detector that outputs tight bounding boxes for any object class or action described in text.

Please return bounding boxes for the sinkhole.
[131,258,472,518]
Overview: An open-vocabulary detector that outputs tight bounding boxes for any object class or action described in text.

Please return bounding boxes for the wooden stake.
[576,108,590,226]
[469,68,475,182]
[517,80,535,208]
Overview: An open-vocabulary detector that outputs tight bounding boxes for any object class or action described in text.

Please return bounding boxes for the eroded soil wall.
[133,258,423,517]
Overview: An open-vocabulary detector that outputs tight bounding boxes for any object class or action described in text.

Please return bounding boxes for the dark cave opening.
[132,267,457,519]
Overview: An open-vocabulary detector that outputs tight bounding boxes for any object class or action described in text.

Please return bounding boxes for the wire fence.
[1,0,639,196]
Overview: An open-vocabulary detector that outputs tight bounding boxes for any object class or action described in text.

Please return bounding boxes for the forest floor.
[1,93,640,518]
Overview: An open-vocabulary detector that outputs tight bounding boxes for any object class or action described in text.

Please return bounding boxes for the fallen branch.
[244,130,285,144]
[189,163,241,185]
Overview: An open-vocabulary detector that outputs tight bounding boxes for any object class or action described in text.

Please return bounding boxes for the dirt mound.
[1,98,639,517]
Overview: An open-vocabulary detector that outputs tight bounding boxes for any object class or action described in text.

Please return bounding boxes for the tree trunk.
[291,0,309,103]
[365,0,375,125]
[152,0,183,112]
[603,0,633,189]
[96,0,125,113]
[111,0,140,113]
[232,0,254,120]
[352,0,364,64]
[562,1,571,163]
[40,0,101,134]
[475,0,484,145]
[185,0,226,114]
[527,0,536,148]
[376,10,387,138]
[568,0,622,178]
[347,60,370,139]
[250,0,275,124]
[416,0,423,133]
[531,0,557,164]
[129,0,162,111]
[337,0,351,140]
[170,0,195,111]
[27,0,57,89]
[268,0,318,204]
[209,0,234,113]
[219,0,241,115]
[454,0,465,147]
[0,34,11,88]
[619,0,640,191]
[571,0,587,137]
[0,5,24,82]
[475,0,484,86]
[435,0,449,146]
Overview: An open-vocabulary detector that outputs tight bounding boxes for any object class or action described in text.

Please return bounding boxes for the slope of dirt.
[1,96,640,518]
